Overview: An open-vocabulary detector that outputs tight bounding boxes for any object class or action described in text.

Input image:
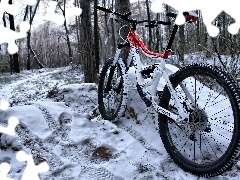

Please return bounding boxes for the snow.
[0,64,240,179]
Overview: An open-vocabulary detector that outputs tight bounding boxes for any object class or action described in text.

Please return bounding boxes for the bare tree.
[79,0,97,83]
[145,0,152,50]
[177,25,185,63]
[23,0,45,70]
[8,0,20,73]
[115,0,131,61]
[94,0,100,73]
[75,0,81,64]
[57,0,73,65]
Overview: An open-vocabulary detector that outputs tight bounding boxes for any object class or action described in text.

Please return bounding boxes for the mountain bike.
[96,6,240,177]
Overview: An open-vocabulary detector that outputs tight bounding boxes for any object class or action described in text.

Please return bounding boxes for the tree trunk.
[64,19,73,64]
[8,0,20,73]
[196,10,201,51]
[63,0,72,64]
[26,6,32,70]
[75,0,81,64]
[155,13,161,52]
[165,4,171,42]
[30,45,44,68]
[178,25,185,64]
[145,0,152,50]
[27,31,31,69]
[109,0,116,57]
[220,12,226,54]
[94,0,100,73]
[24,0,44,70]
[80,0,97,83]
[115,0,131,61]
[58,0,73,65]
[137,0,146,45]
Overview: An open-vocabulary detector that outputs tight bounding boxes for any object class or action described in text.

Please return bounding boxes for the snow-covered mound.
[0,64,240,179]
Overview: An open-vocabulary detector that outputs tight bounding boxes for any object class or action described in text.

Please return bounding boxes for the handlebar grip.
[95,6,113,13]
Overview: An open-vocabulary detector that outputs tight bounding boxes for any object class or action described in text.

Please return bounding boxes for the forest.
[0,0,239,83]
[1,1,240,179]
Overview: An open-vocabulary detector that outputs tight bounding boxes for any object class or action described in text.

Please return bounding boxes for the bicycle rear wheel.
[159,64,240,177]
[98,58,127,121]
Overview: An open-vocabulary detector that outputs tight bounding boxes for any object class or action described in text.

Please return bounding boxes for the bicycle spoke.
[205,97,228,109]
[210,106,231,117]
[159,64,240,177]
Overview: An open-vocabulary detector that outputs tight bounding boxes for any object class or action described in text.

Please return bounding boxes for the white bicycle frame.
[112,46,196,123]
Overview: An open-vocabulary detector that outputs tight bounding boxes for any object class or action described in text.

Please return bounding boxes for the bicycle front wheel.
[159,64,240,177]
[98,58,127,121]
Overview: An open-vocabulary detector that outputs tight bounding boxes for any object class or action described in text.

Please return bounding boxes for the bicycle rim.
[159,64,240,177]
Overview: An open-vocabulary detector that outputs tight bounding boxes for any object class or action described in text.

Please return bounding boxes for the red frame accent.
[184,14,198,23]
[126,29,170,59]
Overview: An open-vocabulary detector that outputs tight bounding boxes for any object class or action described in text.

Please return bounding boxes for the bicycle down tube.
[124,25,191,122]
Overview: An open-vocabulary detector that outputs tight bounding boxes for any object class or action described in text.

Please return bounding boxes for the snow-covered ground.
[0,64,240,179]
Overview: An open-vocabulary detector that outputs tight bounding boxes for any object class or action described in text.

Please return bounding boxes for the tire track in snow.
[116,122,163,157]
[15,122,65,170]
[35,104,123,180]
[34,104,60,131]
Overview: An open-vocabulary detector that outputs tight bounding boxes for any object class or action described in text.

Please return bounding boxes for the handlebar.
[95,6,113,13]
[144,21,171,28]
[95,6,171,27]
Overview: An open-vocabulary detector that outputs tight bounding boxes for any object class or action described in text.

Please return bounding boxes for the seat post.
[166,24,179,50]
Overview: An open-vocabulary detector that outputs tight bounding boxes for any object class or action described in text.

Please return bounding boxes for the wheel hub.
[189,108,208,131]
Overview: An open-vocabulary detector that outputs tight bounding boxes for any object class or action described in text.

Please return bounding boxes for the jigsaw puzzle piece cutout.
[65,5,82,17]
[0,0,81,54]
[151,0,203,25]
[0,21,30,54]
[43,1,65,26]
[0,100,10,111]
[0,0,21,17]
[224,6,240,35]
[0,116,19,136]
[44,1,82,25]
[0,162,13,180]
[194,3,240,36]
[0,0,35,17]
[0,0,36,54]
[200,7,221,37]
[151,0,240,37]
[16,151,49,180]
